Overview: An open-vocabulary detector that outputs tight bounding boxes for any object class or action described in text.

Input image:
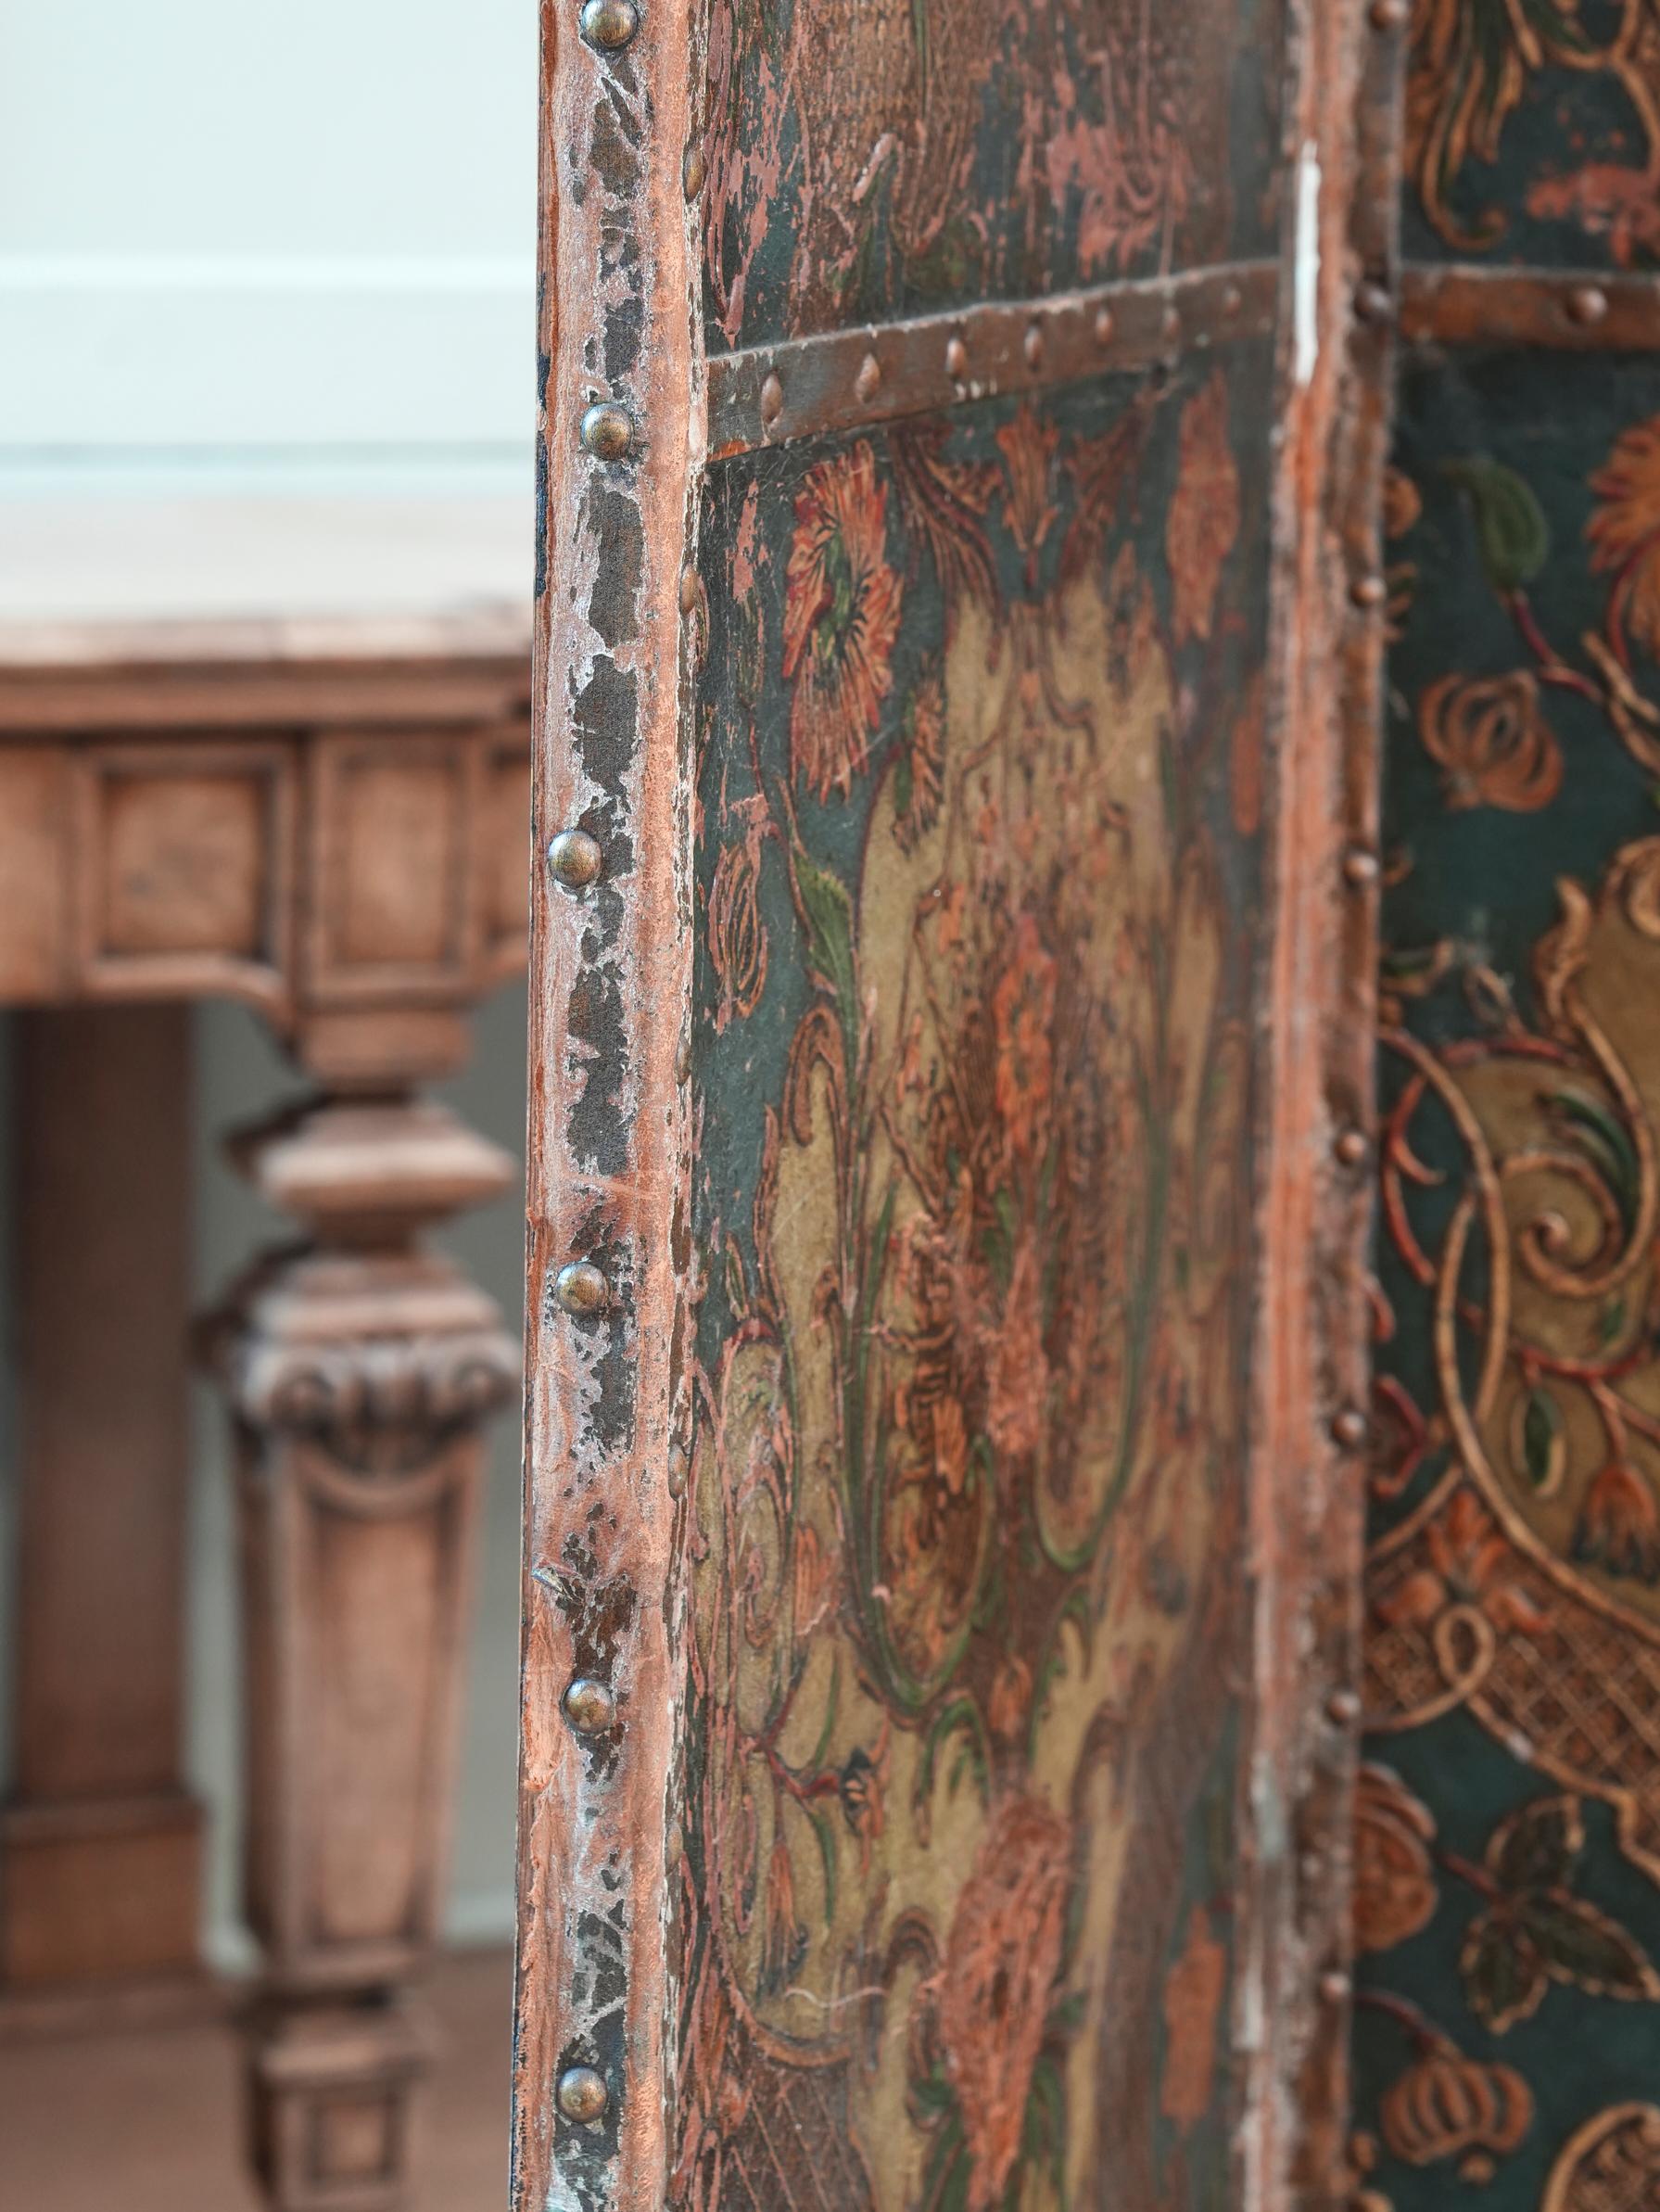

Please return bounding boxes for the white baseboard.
[0,256,535,448]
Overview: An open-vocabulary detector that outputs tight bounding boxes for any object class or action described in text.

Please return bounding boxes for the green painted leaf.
[807,1656,842,1771]
[1514,1386,1565,1493]
[1027,2053,1067,2189]
[1460,1907,1548,2033]
[940,2148,972,2212]
[1547,1087,1641,1235]
[1443,457,1549,593]
[724,1234,750,1319]
[1489,1794,1580,1892]
[920,2116,966,2212]
[1520,1892,1660,2000]
[808,1807,838,1930]
[793,843,858,1038]
[893,748,914,821]
[911,2071,956,2117]
[916,1697,991,1812]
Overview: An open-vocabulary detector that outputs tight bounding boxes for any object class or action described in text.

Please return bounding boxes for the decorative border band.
[1400,265,1660,351]
[706,259,1280,456]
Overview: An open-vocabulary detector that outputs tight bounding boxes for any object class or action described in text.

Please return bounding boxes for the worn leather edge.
[514,4,703,2209]
[1241,0,1400,2205]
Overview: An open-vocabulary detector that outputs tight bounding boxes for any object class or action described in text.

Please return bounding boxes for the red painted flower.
[1590,413,1660,663]
[782,442,903,800]
[1379,1486,1549,1638]
[934,1795,1072,2212]
[1418,671,1562,813]
[1160,1906,1227,2128]
[1574,1461,1660,1583]
[1352,1763,1438,1955]
[759,1829,808,1996]
[991,913,1059,1164]
[893,668,946,853]
[1166,371,1240,645]
[708,832,768,1029]
[1380,2044,1532,2180]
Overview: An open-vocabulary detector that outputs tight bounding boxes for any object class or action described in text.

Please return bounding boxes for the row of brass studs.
[1296,0,1402,2012]
[546,0,646,2143]
[716,285,1237,457]
[547,929,617,2133]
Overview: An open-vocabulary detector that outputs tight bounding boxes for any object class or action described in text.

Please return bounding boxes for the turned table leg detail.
[205,1090,516,2212]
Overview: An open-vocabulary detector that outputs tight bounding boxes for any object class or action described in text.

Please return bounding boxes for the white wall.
[0,0,536,463]
[0,0,536,1957]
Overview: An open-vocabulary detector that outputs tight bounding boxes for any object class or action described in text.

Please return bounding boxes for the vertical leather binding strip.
[1260,0,1410,2200]
[1246,0,1405,2205]
[516,5,700,2210]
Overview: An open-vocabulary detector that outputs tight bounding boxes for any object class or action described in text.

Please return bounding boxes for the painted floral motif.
[1417,671,1564,811]
[1353,1765,1439,1956]
[1356,366,1660,2210]
[701,0,1262,350]
[681,357,1272,2212]
[1404,0,1660,264]
[1166,373,1241,646]
[1589,416,1660,662]
[1379,2045,1533,2179]
[927,1797,1073,2212]
[1544,2103,1660,2209]
[1159,1906,1228,2129]
[708,832,769,1029]
[782,443,905,801]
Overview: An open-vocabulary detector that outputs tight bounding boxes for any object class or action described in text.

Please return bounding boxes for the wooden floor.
[0,1948,512,2211]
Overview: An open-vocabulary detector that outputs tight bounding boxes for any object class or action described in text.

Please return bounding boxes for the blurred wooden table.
[0,496,531,2212]
[0,1944,512,2212]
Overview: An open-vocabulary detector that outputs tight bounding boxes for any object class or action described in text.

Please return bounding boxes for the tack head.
[1334,1127,1370,1168]
[580,402,634,461]
[667,1444,690,1499]
[564,1678,617,1735]
[759,370,785,430]
[1566,284,1609,328]
[557,2065,611,2123]
[555,1260,610,1316]
[1327,1687,1363,1727]
[580,0,639,51]
[1369,0,1410,27]
[1354,280,1393,326]
[1343,846,1380,888]
[1350,573,1388,610]
[1093,306,1115,348]
[679,563,700,616]
[945,335,969,379]
[1023,321,1045,371]
[1333,1406,1369,1450]
[855,350,882,404]
[682,142,707,200]
[548,828,602,890]
[1321,1970,1352,2006]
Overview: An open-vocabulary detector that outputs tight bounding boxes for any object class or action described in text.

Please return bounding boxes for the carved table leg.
[0,1004,204,2008]
[205,1092,515,2212]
